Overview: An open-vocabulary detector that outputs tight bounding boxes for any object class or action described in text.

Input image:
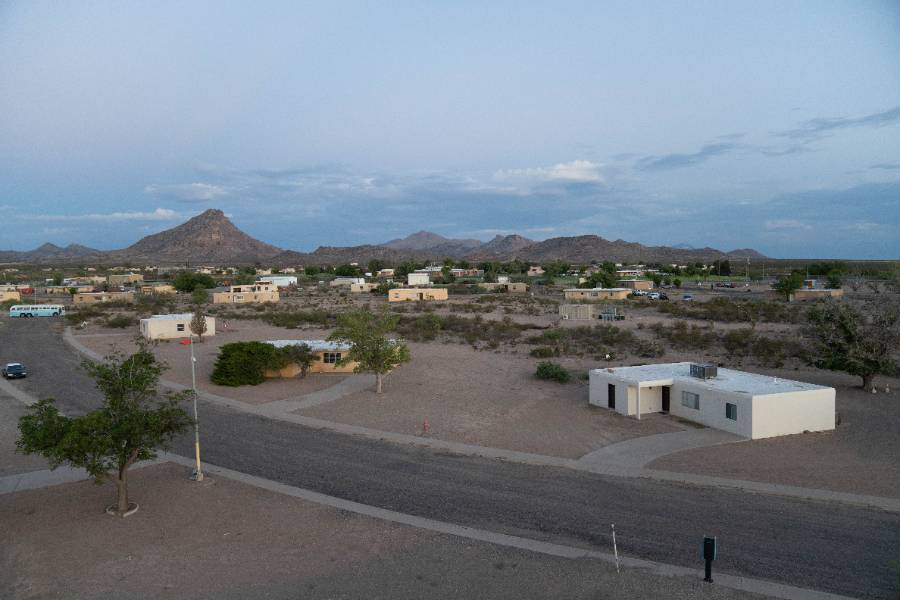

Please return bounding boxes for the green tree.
[279,343,315,378]
[305,266,321,276]
[825,272,842,289]
[806,300,900,389]
[773,272,804,301]
[334,264,361,277]
[17,348,191,515]
[52,273,64,286]
[191,285,209,305]
[673,278,682,288]
[173,272,216,292]
[367,259,386,275]
[190,307,207,342]
[581,270,616,289]
[328,309,411,394]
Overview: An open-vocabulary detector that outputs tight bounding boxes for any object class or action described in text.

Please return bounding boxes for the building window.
[726,403,737,421]
[681,391,699,410]
[176,324,185,332]
[323,352,342,364]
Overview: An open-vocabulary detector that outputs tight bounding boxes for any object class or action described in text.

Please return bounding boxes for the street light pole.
[187,335,204,481]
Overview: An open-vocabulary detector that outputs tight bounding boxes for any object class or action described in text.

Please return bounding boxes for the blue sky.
[1,1,898,259]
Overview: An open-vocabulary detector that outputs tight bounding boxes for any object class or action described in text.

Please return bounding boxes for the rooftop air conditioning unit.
[690,363,718,379]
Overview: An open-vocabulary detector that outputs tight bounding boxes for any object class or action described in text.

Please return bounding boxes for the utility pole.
[182,336,204,481]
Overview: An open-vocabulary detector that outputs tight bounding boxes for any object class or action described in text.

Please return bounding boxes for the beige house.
[388,288,449,302]
[73,291,135,304]
[212,283,279,304]
[140,313,216,340]
[789,288,844,302]
[527,266,545,277]
[140,284,176,295]
[617,279,653,291]
[0,290,21,302]
[264,340,357,376]
[350,282,379,293]
[478,282,528,293]
[108,273,144,286]
[46,285,93,295]
[589,362,835,440]
[563,288,631,301]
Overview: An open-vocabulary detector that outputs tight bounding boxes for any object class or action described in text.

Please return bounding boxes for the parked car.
[647,292,661,300]
[2,363,27,379]
[682,294,694,301]
[658,293,669,300]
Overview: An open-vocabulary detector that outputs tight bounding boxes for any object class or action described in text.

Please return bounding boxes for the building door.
[608,384,616,409]
[662,386,670,412]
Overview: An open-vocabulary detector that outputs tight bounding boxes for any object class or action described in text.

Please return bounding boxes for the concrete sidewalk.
[577,428,743,470]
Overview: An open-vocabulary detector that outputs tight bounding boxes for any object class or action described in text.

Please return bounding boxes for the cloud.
[764,219,812,231]
[776,105,900,140]
[144,182,230,201]
[870,162,900,170]
[23,208,183,222]
[635,143,740,171]
[493,160,607,184]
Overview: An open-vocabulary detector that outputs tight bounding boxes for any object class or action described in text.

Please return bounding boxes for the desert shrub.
[211,342,287,386]
[535,361,571,383]
[64,305,107,325]
[530,346,558,358]
[260,309,330,328]
[650,320,718,350]
[633,339,665,358]
[405,313,443,341]
[105,314,134,329]
[525,324,637,357]
[657,297,800,324]
[723,328,794,368]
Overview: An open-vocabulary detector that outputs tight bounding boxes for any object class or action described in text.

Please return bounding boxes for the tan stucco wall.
[617,280,653,290]
[212,291,280,304]
[388,288,449,302]
[74,292,135,304]
[264,351,358,378]
[0,291,21,302]
[140,316,217,340]
[564,289,630,301]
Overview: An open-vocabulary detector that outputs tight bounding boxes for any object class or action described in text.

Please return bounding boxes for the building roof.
[144,313,208,321]
[564,287,630,292]
[266,339,352,352]
[591,362,829,396]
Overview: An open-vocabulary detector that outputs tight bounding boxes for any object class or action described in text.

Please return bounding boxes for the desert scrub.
[657,297,801,325]
[105,314,135,329]
[722,328,799,368]
[649,320,718,350]
[535,361,571,383]
[525,324,637,357]
[529,346,559,358]
[394,313,538,344]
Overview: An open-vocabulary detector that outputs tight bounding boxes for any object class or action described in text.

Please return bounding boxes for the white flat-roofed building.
[258,275,298,288]
[140,313,216,340]
[330,277,365,287]
[407,272,431,286]
[589,362,835,439]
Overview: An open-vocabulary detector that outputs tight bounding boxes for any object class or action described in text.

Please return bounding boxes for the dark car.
[2,363,27,379]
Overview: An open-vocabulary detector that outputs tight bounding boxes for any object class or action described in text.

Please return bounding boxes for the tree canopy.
[328,309,411,393]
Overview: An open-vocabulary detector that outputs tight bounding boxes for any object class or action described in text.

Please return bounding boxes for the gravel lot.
[299,341,683,458]
[0,395,49,476]
[0,463,765,600]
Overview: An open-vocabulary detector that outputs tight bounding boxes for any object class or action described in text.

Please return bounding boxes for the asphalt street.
[1,316,898,598]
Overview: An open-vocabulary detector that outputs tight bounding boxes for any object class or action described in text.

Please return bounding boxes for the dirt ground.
[650,369,900,498]
[299,341,683,458]
[0,396,49,477]
[74,323,347,405]
[0,462,765,600]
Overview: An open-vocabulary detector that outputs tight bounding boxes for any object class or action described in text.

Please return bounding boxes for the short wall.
[751,388,835,439]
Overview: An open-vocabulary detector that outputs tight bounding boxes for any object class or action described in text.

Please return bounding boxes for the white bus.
[9,304,66,318]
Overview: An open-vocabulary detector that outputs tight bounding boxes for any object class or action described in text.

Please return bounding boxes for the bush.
[535,361,571,383]
[105,314,134,329]
[172,272,217,292]
[260,309,330,328]
[211,342,285,386]
[530,346,558,358]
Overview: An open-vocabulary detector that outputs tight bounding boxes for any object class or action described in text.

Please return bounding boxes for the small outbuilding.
[589,362,835,439]
[140,313,216,340]
[388,287,449,302]
[407,272,431,287]
[258,275,298,288]
[617,279,653,290]
[564,288,631,301]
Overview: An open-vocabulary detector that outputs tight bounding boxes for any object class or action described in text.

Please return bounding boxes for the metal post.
[611,524,620,573]
[189,336,203,481]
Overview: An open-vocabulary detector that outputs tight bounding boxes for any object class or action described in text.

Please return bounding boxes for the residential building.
[107,273,144,286]
[616,269,643,278]
[140,313,216,340]
[527,266,545,277]
[0,290,21,302]
[46,285,93,295]
[789,289,844,302]
[376,268,395,279]
[140,284,176,295]
[388,288,449,302]
[563,288,631,301]
[330,277,365,287]
[407,272,431,287]
[258,275,298,288]
[589,362,835,439]
[73,291,135,304]
[350,282,379,293]
[617,279,654,291]
[212,283,279,304]
[264,340,358,376]
[478,282,528,293]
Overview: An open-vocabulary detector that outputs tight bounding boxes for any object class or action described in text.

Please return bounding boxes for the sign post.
[181,337,203,481]
[702,536,717,583]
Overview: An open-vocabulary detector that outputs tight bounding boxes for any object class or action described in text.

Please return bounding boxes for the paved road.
[2,317,898,599]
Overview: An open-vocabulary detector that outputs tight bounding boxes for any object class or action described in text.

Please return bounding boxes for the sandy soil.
[650,368,900,498]
[0,463,761,600]
[74,323,346,404]
[0,396,49,476]
[299,341,683,458]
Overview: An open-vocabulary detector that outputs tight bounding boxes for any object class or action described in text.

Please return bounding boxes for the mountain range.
[0,209,765,266]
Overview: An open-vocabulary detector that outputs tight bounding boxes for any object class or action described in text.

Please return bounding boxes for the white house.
[258,275,298,288]
[140,313,216,340]
[330,277,365,287]
[588,362,835,439]
[407,272,431,286]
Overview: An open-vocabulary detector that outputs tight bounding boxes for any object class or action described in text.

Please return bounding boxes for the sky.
[1,1,899,259]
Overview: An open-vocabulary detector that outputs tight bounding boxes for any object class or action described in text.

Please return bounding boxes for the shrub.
[172,272,216,292]
[535,361,571,383]
[211,342,286,386]
[530,346,558,358]
[260,309,330,328]
[105,314,134,329]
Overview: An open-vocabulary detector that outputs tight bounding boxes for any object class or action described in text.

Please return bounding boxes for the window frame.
[725,402,737,421]
[681,391,700,410]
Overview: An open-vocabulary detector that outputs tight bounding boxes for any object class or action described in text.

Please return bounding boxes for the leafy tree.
[581,270,616,289]
[825,273,842,290]
[17,347,191,515]
[367,259,386,275]
[334,264,361,277]
[673,278,682,288]
[191,285,209,305]
[651,274,663,287]
[806,300,900,389]
[51,273,64,286]
[328,309,411,393]
[375,281,399,295]
[440,265,456,283]
[211,342,283,386]
[773,272,804,301]
[305,266,321,276]
[190,308,208,342]
[173,272,216,292]
[281,343,315,378]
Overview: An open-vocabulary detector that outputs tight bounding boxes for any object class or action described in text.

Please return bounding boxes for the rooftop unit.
[690,362,718,379]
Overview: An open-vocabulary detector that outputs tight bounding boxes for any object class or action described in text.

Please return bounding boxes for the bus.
[9,304,66,318]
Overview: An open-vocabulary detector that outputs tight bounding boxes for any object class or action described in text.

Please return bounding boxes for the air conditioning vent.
[690,363,718,379]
